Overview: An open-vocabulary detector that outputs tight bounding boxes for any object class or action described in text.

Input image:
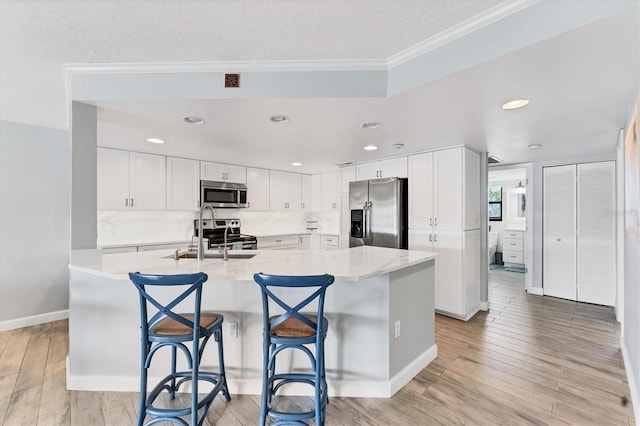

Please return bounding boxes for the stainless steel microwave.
[200,180,248,208]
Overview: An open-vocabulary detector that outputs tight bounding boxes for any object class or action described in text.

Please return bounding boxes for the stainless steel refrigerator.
[349,177,408,249]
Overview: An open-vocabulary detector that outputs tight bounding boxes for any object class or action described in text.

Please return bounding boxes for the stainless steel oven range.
[194,218,257,250]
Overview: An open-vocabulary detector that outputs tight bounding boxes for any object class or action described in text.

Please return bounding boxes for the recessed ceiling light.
[363,145,379,151]
[182,116,205,125]
[270,115,289,123]
[501,99,530,110]
[361,121,381,129]
[146,138,165,144]
[528,144,542,150]
[393,143,405,149]
[291,162,302,167]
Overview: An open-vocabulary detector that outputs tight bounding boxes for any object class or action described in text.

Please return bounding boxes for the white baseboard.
[389,344,437,396]
[436,305,480,321]
[479,301,490,311]
[66,345,439,398]
[0,309,69,332]
[527,287,544,296]
[621,340,640,424]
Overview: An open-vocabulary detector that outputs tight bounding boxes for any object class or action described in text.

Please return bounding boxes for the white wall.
[0,121,71,327]
[621,96,640,422]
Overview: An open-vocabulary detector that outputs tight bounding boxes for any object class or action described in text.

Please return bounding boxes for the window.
[488,186,502,221]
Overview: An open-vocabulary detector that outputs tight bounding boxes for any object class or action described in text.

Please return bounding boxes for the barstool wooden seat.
[129,272,230,426]
[253,273,335,426]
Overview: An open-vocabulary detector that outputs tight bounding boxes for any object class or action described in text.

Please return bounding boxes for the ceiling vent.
[488,155,503,164]
[225,73,240,88]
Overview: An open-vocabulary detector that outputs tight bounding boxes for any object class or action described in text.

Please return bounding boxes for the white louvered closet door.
[577,161,616,305]
[543,165,577,300]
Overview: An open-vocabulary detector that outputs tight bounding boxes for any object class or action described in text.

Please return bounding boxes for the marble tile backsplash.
[97,209,340,246]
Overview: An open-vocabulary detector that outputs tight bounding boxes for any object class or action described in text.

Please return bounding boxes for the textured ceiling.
[0,0,503,129]
[0,0,638,172]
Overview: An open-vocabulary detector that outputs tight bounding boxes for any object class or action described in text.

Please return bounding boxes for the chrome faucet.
[197,203,215,261]
[223,225,232,261]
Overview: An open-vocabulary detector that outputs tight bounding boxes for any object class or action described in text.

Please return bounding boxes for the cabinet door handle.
[247,201,251,208]
[302,203,305,209]
[276,239,282,243]
[433,234,437,242]
[434,218,437,227]
[130,198,134,207]
[429,234,432,242]
[429,218,432,227]
[125,198,129,207]
[379,170,383,177]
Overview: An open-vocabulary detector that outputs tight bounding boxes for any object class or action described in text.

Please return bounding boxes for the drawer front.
[321,235,339,247]
[503,251,524,264]
[258,235,300,249]
[504,230,523,239]
[503,238,523,251]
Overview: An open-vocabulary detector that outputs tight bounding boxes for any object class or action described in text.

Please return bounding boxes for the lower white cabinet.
[258,235,300,250]
[320,235,338,250]
[409,228,480,320]
[503,230,524,266]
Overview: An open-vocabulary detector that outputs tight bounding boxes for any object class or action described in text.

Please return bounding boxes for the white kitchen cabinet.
[409,228,480,319]
[320,171,339,211]
[246,167,270,210]
[166,156,200,211]
[299,234,311,250]
[340,165,356,194]
[97,148,166,210]
[311,235,321,250]
[320,235,339,250]
[301,174,312,210]
[258,235,300,250]
[408,146,481,321]
[408,147,480,232]
[269,170,301,211]
[200,161,246,184]
[311,174,322,211]
[356,157,407,180]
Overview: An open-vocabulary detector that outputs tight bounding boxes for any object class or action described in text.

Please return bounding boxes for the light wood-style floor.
[0,269,635,425]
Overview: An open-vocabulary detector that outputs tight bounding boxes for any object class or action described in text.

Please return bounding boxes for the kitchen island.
[67,246,437,398]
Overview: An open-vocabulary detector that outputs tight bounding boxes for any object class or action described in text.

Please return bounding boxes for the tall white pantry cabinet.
[408,147,481,320]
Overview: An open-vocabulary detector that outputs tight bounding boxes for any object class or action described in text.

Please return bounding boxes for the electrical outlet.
[394,320,401,339]
[227,321,238,338]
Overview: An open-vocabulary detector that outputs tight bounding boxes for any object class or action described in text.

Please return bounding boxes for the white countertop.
[70,246,437,282]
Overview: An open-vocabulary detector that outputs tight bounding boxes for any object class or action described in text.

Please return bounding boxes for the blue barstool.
[253,273,335,426]
[129,272,231,426]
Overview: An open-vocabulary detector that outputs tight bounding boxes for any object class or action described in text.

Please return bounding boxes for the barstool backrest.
[253,273,335,337]
[129,272,210,339]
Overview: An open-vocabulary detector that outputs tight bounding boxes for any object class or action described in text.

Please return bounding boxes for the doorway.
[487,164,533,292]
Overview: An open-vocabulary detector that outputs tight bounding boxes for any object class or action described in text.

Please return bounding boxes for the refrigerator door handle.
[362,202,368,245]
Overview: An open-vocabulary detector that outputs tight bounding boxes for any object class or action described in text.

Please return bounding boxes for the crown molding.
[63,59,388,75]
[387,0,539,68]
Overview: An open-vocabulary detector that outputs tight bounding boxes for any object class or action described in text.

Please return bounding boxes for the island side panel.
[388,259,436,388]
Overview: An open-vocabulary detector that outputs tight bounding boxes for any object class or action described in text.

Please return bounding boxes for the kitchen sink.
[167,251,257,260]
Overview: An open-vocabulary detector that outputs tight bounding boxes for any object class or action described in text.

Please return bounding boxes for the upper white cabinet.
[269,170,301,210]
[246,167,270,210]
[301,174,312,210]
[320,171,339,211]
[408,147,480,232]
[200,161,246,184]
[166,156,199,211]
[340,165,356,194]
[356,157,407,180]
[98,148,166,210]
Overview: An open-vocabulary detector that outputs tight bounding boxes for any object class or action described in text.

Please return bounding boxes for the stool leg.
[192,337,199,426]
[267,342,276,404]
[169,345,177,400]
[214,328,231,401]
[259,336,270,426]
[137,342,149,426]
